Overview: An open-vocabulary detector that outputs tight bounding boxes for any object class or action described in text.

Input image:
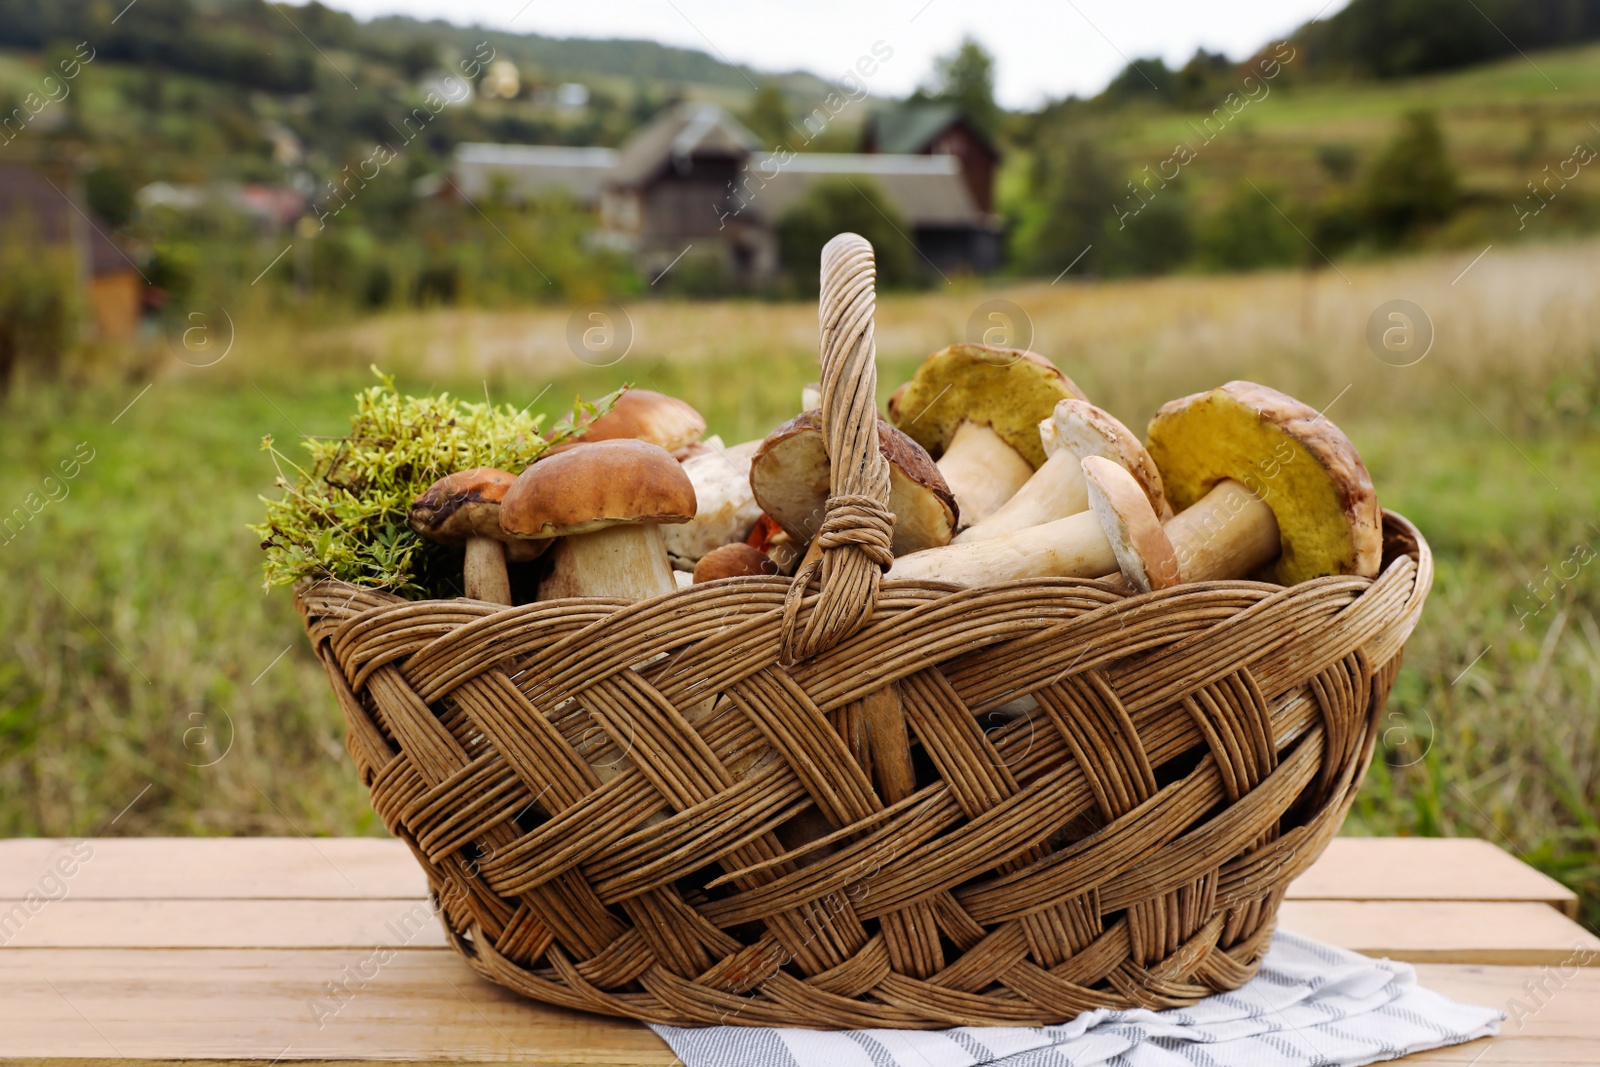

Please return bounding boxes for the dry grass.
[315,238,1600,421]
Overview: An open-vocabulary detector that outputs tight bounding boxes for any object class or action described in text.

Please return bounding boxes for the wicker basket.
[295,235,1432,1029]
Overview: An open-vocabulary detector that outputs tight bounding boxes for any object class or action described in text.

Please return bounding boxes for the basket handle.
[779,233,895,663]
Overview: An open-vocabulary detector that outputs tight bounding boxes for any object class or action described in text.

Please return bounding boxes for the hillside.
[5,0,1600,309]
[1006,40,1600,276]
[1118,41,1600,210]
[0,0,833,97]
[0,0,847,187]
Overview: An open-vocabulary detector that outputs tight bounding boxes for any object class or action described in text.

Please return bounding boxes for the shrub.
[85,168,135,229]
[1023,139,1194,278]
[1359,111,1460,245]
[776,178,917,290]
[0,234,79,389]
[1197,184,1303,271]
[1113,194,1195,276]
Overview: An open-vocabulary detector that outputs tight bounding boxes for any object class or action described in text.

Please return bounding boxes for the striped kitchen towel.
[650,931,1501,1067]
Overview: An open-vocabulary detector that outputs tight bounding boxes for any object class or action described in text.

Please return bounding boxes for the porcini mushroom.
[954,399,1164,543]
[886,456,1179,591]
[750,410,957,557]
[693,542,779,583]
[661,439,763,570]
[501,439,696,601]
[673,433,725,462]
[887,344,1090,527]
[1146,381,1381,584]
[746,512,802,574]
[408,467,547,605]
[564,388,707,453]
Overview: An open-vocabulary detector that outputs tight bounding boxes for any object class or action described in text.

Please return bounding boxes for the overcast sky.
[304,1,1350,108]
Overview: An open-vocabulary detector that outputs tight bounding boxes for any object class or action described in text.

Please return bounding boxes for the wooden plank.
[1288,838,1579,917]
[1398,963,1600,1064]
[0,948,677,1065]
[1278,901,1600,965]
[3,837,1577,916]
[2,950,1597,1064]
[9,898,1592,964]
[0,900,450,949]
[0,838,426,901]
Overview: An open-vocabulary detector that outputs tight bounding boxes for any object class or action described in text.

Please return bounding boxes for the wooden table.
[2,837,1595,1065]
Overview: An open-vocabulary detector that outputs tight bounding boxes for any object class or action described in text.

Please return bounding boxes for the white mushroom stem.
[953,448,1087,543]
[1164,479,1281,582]
[936,421,1034,528]
[463,537,513,605]
[662,440,761,570]
[538,524,677,601]
[886,509,1116,585]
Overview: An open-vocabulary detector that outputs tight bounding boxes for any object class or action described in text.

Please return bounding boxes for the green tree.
[1359,111,1459,245]
[1022,139,1193,277]
[0,233,79,390]
[398,39,436,79]
[777,179,917,290]
[1101,57,1177,105]
[1197,184,1303,271]
[85,168,134,229]
[741,81,791,147]
[927,36,1001,136]
[1174,49,1233,108]
[1026,139,1118,274]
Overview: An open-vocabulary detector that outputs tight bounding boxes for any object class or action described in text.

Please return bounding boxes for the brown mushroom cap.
[564,389,706,452]
[750,410,957,556]
[1082,456,1179,593]
[1042,399,1166,516]
[408,467,547,562]
[886,344,1088,469]
[409,468,515,544]
[501,439,697,539]
[693,542,779,583]
[1145,380,1381,584]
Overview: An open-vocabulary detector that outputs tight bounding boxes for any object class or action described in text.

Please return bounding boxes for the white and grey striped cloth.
[651,931,1501,1067]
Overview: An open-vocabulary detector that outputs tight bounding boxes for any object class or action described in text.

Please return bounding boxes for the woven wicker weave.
[295,235,1432,1029]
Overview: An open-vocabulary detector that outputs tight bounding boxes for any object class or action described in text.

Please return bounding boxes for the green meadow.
[2,236,1596,927]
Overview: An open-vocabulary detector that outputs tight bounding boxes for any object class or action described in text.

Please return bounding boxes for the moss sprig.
[253,368,619,597]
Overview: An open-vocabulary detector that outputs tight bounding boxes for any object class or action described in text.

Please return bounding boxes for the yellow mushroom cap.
[1145,381,1381,585]
[886,344,1088,469]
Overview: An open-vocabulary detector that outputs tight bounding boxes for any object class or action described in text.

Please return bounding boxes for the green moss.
[251,368,616,598]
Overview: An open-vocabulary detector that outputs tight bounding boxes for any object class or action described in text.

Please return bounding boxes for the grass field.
[2,236,1597,927]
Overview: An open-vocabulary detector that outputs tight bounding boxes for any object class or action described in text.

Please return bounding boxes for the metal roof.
[865,103,998,158]
[452,143,620,203]
[747,152,985,227]
[611,103,761,186]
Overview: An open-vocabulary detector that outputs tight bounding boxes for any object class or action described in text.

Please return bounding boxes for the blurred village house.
[0,164,139,342]
[448,102,1001,282]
